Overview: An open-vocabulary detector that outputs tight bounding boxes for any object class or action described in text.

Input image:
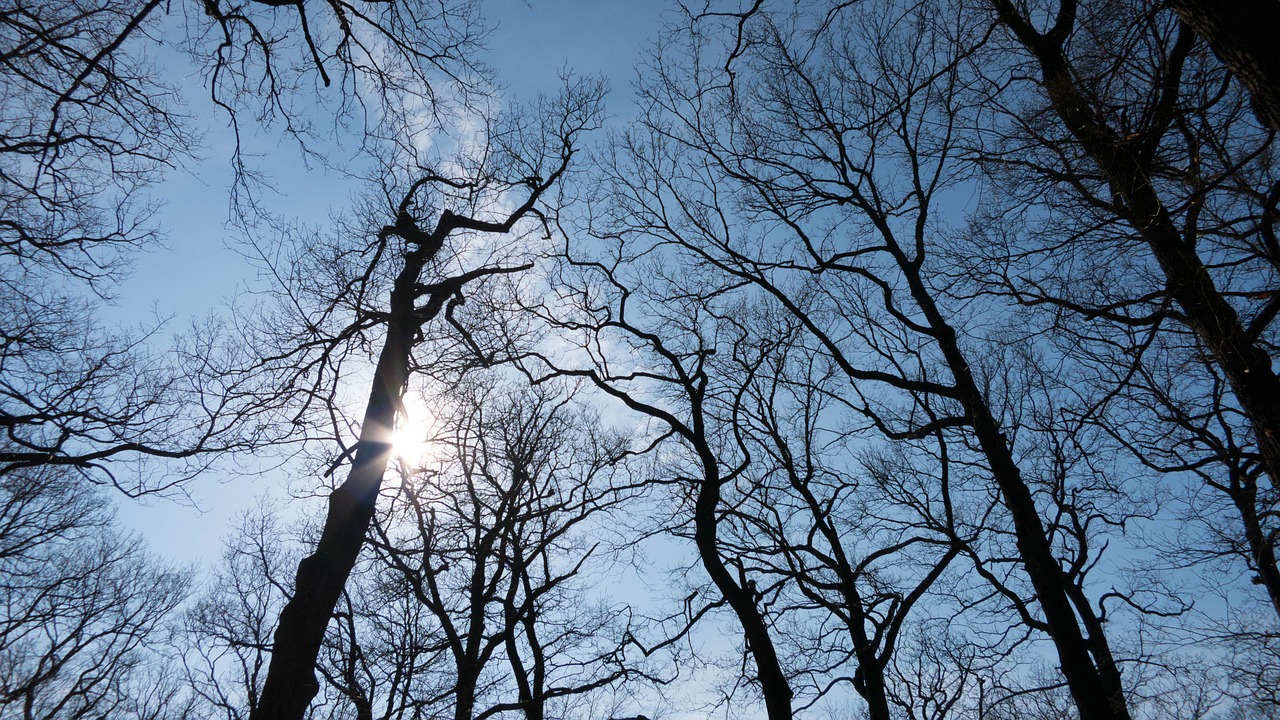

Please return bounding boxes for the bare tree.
[363,379,653,720]
[962,2,1280,683]
[983,0,1280,528]
[544,1,1158,717]
[0,454,192,720]
[717,314,963,720]
[0,7,429,716]
[520,274,798,720]
[241,79,609,720]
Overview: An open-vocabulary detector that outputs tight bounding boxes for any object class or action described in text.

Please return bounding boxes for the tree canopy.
[1,1,1277,719]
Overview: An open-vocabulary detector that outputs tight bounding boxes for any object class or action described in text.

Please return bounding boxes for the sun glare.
[391,397,436,470]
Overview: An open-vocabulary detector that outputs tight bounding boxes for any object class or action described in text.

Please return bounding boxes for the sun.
[390,396,436,470]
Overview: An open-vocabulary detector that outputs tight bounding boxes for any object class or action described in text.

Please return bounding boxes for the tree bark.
[1167,0,1280,133]
[907,268,1134,720]
[251,238,429,720]
[991,0,1280,625]
[692,445,794,720]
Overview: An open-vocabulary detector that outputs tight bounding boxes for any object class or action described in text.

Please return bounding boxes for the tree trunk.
[454,667,479,720]
[251,240,429,720]
[852,647,892,720]
[247,101,575,717]
[1167,0,1280,133]
[891,203,1134,718]
[692,446,794,720]
[928,308,1134,720]
[991,0,1280,626]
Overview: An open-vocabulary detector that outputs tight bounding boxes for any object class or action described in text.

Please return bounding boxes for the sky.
[113,0,672,567]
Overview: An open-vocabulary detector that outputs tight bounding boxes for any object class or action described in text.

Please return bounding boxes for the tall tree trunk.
[991,0,1280,625]
[692,445,794,720]
[906,267,1134,720]
[251,241,429,720]
[454,666,479,720]
[251,183,556,720]
[247,89,581,717]
[1167,0,1280,133]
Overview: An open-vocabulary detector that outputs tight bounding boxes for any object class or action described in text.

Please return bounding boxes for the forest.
[2,0,1279,718]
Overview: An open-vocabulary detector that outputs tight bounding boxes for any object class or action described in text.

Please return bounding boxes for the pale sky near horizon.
[114,0,672,567]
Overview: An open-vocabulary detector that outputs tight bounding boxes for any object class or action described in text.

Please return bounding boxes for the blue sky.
[489,0,668,97]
